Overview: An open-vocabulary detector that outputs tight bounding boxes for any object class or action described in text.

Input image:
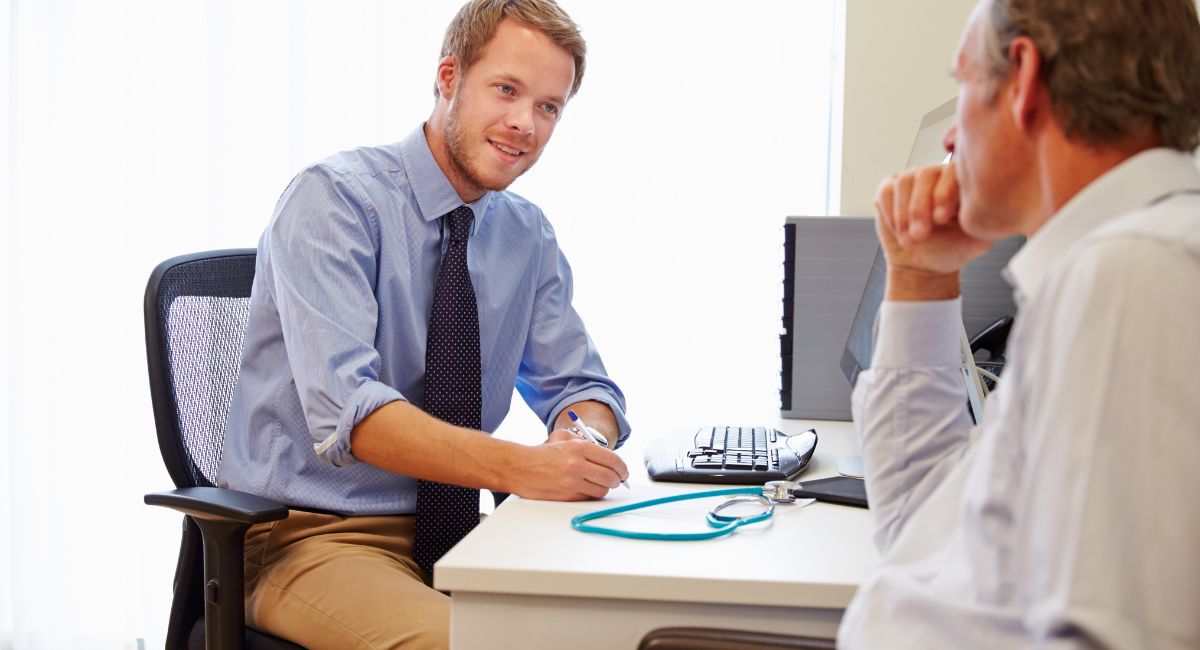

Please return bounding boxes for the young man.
[217,1,630,647]
[840,0,1200,647]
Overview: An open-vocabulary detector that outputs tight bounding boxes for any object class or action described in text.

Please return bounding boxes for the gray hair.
[982,0,1200,151]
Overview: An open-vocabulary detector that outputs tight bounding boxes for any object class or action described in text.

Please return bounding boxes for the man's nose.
[506,103,535,135]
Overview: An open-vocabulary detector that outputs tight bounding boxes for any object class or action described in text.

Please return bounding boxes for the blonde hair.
[982,0,1200,151]
[436,0,586,99]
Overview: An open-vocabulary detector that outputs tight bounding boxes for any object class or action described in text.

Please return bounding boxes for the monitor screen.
[839,247,887,387]
[839,238,1022,387]
[839,97,1023,388]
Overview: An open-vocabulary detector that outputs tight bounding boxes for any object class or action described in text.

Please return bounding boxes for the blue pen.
[568,410,630,489]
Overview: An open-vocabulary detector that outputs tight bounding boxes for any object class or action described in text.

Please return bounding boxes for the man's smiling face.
[440,18,575,199]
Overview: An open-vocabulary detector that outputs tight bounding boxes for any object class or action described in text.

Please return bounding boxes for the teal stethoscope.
[570,481,810,541]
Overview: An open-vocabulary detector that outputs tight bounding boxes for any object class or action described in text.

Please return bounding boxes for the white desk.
[436,420,879,649]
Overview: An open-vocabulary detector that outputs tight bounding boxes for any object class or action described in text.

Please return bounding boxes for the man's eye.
[498,84,515,95]
[542,103,559,115]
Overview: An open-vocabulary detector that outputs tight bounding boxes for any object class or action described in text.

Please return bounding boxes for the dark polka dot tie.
[413,205,482,579]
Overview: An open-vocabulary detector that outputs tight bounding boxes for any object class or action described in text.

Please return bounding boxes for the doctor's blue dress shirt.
[217,124,630,515]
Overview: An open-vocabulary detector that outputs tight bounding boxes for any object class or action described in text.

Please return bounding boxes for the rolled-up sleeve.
[516,215,632,447]
[266,164,406,467]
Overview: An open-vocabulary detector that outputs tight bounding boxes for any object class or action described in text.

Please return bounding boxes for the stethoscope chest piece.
[762,480,801,503]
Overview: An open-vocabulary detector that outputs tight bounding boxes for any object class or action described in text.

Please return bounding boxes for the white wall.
[839,0,977,214]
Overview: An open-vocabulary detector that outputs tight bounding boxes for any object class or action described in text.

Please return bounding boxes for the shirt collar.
[1004,148,1200,305]
[398,123,493,235]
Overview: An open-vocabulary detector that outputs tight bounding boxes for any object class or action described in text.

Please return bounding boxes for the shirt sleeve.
[264,164,405,467]
[515,214,632,447]
[851,297,976,551]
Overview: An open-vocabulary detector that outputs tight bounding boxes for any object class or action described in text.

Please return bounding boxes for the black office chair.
[639,627,836,650]
[143,249,302,650]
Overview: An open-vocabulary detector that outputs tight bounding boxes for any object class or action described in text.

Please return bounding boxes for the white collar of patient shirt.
[1003,148,1200,307]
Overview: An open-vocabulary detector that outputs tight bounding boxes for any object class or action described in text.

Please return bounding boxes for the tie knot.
[446,206,474,242]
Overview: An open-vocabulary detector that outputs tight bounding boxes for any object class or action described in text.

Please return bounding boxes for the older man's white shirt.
[839,149,1200,649]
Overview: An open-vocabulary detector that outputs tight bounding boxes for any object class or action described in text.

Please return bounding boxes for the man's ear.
[436,55,460,100]
[1008,36,1043,134]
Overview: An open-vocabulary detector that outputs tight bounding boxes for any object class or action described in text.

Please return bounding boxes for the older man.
[840,0,1200,647]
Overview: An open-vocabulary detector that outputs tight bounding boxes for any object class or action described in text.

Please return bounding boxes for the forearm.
[352,399,630,501]
[350,400,522,492]
[552,399,619,448]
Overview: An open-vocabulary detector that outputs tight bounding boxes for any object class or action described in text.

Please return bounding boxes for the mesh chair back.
[145,250,257,489]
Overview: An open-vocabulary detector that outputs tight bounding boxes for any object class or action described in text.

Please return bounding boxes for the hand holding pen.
[568,409,630,489]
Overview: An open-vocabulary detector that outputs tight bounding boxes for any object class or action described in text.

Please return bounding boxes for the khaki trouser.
[243,510,450,650]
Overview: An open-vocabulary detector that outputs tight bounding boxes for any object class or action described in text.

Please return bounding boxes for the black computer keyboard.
[644,426,818,484]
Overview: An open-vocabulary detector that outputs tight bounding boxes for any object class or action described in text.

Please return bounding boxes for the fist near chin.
[875,163,990,277]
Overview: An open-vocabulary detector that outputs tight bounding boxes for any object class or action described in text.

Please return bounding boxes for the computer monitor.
[839,240,1023,403]
[779,215,880,421]
[907,97,957,169]
[839,98,1022,423]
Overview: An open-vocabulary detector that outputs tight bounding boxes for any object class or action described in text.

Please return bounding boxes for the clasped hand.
[874,162,992,299]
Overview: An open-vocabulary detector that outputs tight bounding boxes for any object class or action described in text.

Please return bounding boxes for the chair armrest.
[146,487,288,650]
[145,486,289,524]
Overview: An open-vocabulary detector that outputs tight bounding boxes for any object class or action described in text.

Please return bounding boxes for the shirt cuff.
[314,381,406,467]
[547,387,633,449]
[872,297,963,369]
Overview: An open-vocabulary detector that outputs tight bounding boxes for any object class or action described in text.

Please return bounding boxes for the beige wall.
[838,0,978,215]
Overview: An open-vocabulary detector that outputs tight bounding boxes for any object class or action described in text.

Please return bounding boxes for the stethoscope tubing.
[570,486,771,541]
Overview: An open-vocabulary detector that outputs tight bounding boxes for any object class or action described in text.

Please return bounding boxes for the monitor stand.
[836,455,865,478]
